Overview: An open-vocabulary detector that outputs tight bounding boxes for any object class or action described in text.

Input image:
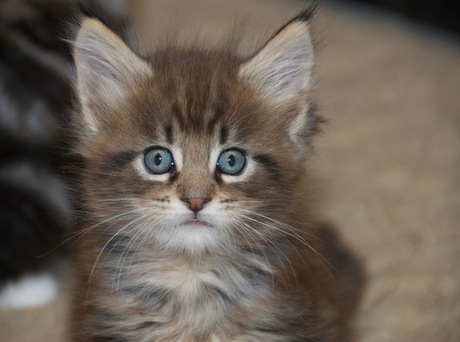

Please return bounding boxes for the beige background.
[1,1,459,341]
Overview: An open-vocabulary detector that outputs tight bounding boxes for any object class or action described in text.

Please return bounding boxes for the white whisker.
[86,210,148,296]
[236,209,337,277]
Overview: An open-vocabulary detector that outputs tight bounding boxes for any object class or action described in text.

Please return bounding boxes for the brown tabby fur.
[71,9,364,342]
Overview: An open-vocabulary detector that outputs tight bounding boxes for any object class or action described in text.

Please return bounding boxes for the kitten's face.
[74,19,317,255]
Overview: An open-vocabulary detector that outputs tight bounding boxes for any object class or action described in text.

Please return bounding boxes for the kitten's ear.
[239,10,314,106]
[73,18,152,133]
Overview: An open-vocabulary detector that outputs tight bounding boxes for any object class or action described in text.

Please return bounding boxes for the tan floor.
[1,1,460,341]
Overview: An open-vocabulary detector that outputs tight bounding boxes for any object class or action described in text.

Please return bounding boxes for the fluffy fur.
[71,9,364,341]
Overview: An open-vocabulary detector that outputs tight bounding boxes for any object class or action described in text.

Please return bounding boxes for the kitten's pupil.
[155,153,162,166]
[228,154,235,167]
[217,149,246,175]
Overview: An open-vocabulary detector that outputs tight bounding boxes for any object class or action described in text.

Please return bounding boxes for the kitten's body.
[72,10,364,341]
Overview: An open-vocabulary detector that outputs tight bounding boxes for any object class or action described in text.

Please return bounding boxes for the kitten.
[71,8,364,342]
[0,0,126,309]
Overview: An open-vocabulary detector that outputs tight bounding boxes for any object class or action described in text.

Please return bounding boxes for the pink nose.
[182,198,210,213]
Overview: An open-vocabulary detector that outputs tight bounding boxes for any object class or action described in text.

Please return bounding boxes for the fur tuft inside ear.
[239,10,314,106]
[73,18,152,133]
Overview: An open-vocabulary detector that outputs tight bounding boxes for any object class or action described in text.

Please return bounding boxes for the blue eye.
[217,149,246,175]
[144,148,174,174]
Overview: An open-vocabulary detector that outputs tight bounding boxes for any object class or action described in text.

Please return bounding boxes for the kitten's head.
[73,10,319,256]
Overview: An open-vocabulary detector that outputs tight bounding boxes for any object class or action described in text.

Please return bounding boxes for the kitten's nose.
[182,198,210,213]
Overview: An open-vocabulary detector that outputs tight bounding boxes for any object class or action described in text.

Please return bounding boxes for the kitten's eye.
[217,149,246,175]
[144,148,174,174]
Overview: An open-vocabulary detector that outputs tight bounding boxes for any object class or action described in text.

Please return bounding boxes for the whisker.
[113,209,162,290]
[238,208,319,240]
[113,219,149,291]
[236,219,298,287]
[230,221,275,290]
[87,212,147,293]
[40,205,143,257]
[236,210,337,277]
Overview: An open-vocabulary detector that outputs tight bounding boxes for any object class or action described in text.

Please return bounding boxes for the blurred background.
[0,0,459,341]
[354,0,460,33]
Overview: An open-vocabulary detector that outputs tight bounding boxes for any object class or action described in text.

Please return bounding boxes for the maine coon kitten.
[0,0,125,308]
[71,9,364,341]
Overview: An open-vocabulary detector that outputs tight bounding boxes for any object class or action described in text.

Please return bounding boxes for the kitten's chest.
[117,255,272,336]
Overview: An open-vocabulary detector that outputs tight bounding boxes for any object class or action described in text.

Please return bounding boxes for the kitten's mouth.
[180,219,213,229]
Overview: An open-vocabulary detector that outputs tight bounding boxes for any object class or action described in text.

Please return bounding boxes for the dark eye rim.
[143,146,175,175]
[216,148,247,176]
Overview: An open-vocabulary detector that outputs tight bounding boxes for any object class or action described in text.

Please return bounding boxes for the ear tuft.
[289,7,316,23]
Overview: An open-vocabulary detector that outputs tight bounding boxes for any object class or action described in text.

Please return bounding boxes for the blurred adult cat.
[0,0,126,309]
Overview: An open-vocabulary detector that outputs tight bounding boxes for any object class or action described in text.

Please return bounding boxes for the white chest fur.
[113,254,273,339]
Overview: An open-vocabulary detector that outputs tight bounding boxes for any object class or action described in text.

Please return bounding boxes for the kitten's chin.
[158,219,219,256]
